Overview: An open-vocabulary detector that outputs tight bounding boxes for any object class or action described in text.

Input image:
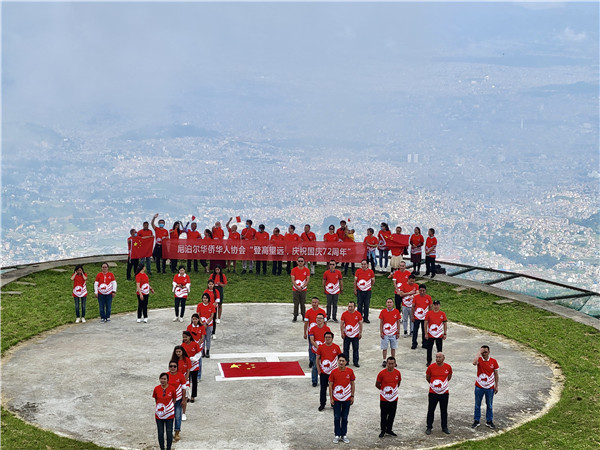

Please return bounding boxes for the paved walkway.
[2,303,560,449]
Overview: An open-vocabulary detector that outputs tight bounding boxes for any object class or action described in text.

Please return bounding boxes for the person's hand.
[350,396,354,405]
[153,213,159,219]
[425,332,429,339]
[112,292,116,297]
[494,386,498,394]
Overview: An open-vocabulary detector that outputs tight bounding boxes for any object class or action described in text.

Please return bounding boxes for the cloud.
[559,27,587,42]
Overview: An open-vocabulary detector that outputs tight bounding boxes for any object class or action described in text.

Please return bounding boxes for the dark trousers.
[356,290,371,321]
[256,260,267,274]
[394,294,403,312]
[425,256,436,276]
[326,294,339,321]
[153,245,166,273]
[342,262,355,275]
[74,296,87,318]
[333,400,351,437]
[412,320,427,347]
[286,260,297,274]
[137,294,148,319]
[319,373,330,407]
[170,259,178,273]
[427,392,449,429]
[190,370,199,399]
[380,400,398,432]
[174,297,186,318]
[426,337,443,365]
[272,260,282,275]
[187,259,199,273]
[127,258,138,280]
[156,418,174,450]
[343,337,360,365]
[98,293,113,320]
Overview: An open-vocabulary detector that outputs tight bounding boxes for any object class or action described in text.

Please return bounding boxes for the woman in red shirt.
[378,223,392,272]
[181,331,202,403]
[169,221,182,274]
[363,228,379,271]
[135,264,155,323]
[170,345,191,421]
[71,264,88,323]
[410,227,425,275]
[153,372,176,450]
[209,265,228,324]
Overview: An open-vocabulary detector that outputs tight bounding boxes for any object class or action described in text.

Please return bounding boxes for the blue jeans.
[367,249,377,270]
[204,326,213,352]
[98,294,113,320]
[474,386,494,422]
[333,400,351,437]
[142,256,152,275]
[174,399,182,431]
[311,354,318,385]
[343,337,359,365]
[74,296,86,318]
[308,342,315,364]
[156,418,173,450]
[378,249,389,268]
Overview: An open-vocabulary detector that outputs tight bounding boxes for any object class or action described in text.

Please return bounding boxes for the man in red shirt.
[285,224,300,274]
[291,256,310,322]
[424,300,448,366]
[185,222,201,273]
[424,228,438,278]
[127,228,139,281]
[364,227,379,271]
[309,313,330,387]
[151,214,169,274]
[336,220,355,276]
[328,353,355,444]
[379,298,401,368]
[425,352,452,435]
[411,284,432,350]
[316,331,341,411]
[376,356,402,438]
[397,274,418,337]
[255,224,270,275]
[301,224,317,275]
[472,345,499,430]
[390,261,410,308]
[138,220,154,275]
[241,219,256,274]
[304,297,327,369]
[212,221,225,239]
[323,259,343,322]
[270,227,285,276]
[153,372,177,450]
[354,259,375,324]
[225,218,241,273]
[340,301,363,367]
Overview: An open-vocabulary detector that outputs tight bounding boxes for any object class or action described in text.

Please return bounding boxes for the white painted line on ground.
[210,352,306,359]
[215,374,311,382]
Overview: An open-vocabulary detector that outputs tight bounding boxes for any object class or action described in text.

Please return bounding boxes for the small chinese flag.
[236,216,241,222]
[192,215,196,221]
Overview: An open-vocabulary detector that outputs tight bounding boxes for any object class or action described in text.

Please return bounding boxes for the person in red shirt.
[304,297,327,369]
[301,224,317,275]
[151,214,169,274]
[378,223,392,272]
[212,221,225,239]
[167,361,187,442]
[225,217,241,273]
[424,300,448,366]
[168,221,183,274]
[424,228,438,278]
[316,331,341,411]
[354,259,375,323]
[376,356,402,438]
[196,293,216,357]
[323,259,343,322]
[425,352,452,435]
[472,345,500,429]
[309,314,331,387]
[153,372,177,450]
[398,274,418,337]
[336,220,355,276]
[172,266,191,322]
[389,260,410,310]
[328,353,355,444]
[135,264,155,323]
[411,284,432,349]
[254,224,270,275]
[94,262,117,323]
[171,345,191,421]
[209,220,227,271]
[241,219,256,274]
[181,331,202,404]
[340,301,363,367]
[187,314,206,347]
[184,222,201,273]
[379,298,402,368]
[410,227,425,275]
[364,227,379,271]
[285,224,300,274]
[388,226,406,271]
[270,227,285,276]
[323,224,338,242]
[126,229,139,281]
[203,279,221,338]
[71,264,88,323]
[291,256,310,322]
[137,220,154,275]
[209,265,228,323]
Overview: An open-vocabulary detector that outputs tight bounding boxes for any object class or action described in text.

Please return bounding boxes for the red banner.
[219,361,305,378]
[130,236,154,259]
[162,239,367,262]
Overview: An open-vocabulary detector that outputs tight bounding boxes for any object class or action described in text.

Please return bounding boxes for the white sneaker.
[76,318,80,323]
[81,318,86,323]
[173,317,178,322]
[143,318,148,323]
[212,335,216,340]
[182,413,187,421]
[136,319,141,323]
[333,436,340,444]
[178,317,184,322]
[216,318,221,324]
[342,436,350,444]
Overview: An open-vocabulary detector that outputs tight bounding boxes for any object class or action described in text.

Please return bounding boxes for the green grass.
[1,261,599,449]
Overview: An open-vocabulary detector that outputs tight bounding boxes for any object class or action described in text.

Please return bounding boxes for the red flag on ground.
[219,361,305,378]
[130,236,154,259]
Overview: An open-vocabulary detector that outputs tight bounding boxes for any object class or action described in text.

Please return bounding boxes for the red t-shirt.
[271,234,285,242]
[228,231,241,241]
[203,288,221,304]
[301,231,316,241]
[426,363,452,394]
[392,270,410,292]
[317,343,342,374]
[475,357,499,389]
[136,272,150,295]
[399,282,418,308]
[212,227,225,239]
[154,227,169,245]
[167,372,186,401]
[186,230,201,240]
[291,266,310,291]
[255,231,270,241]
[364,235,378,249]
[209,273,228,286]
[241,227,256,240]
[323,232,339,242]
[329,367,355,401]
[410,234,424,254]
[304,307,327,332]
[137,229,153,238]
[336,228,353,242]
[95,272,116,295]
[425,310,447,338]
[379,308,401,336]
[181,341,201,371]
[187,323,206,346]
[169,229,180,239]
[341,310,363,338]
[173,274,191,298]
[413,294,432,320]
[309,324,331,353]
[153,385,177,419]
[284,232,300,242]
[425,237,438,258]
[176,357,192,377]
[354,268,374,291]
[323,270,343,295]
[72,273,88,298]
[196,302,216,326]
[377,368,402,402]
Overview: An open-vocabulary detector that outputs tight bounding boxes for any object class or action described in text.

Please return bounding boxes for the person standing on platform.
[424,300,447,366]
[94,262,117,323]
[425,352,452,435]
[389,226,405,272]
[397,274,418,337]
[301,224,317,275]
[127,229,139,281]
[285,224,300,274]
[270,227,285,275]
[291,256,310,322]
[316,331,341,411]
[185,222,201,273]
[377,223,392,272]
[137,221,154,275]
[340,301,363,367]
[172,266,191,322]
[225,218,241,273]
[336,220,355,276]
[379,298,401,368]
[71,264,88,323]
[472,345,499,430]
[410,227,424,275]
[424,228,438,278]
[241,219,256,274]
[364,228,379,271]
[323,224,338,243]
[151,214,169,274]
[169,221,183,274]
[376,356,402,438]
[354,259,375,323]
[255,224,270,275]
[329,353,355,444]
[323,259,343,322]
[309,313,331,387]
[411,284,432,350]
[135,263,155,323]
[304,297,327,369]
[153,372,176,450]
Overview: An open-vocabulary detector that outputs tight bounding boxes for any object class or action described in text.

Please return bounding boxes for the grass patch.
[1,261,599,449]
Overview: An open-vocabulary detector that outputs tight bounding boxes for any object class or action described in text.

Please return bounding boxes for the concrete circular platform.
[1,303,561,449]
